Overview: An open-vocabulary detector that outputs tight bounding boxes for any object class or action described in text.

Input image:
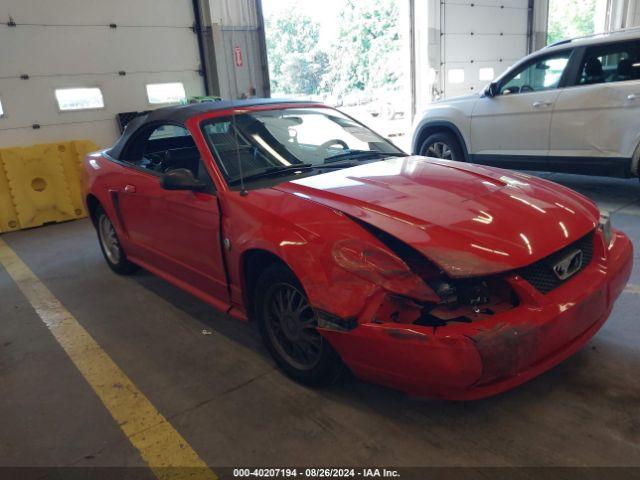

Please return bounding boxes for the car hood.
[274,157,599,277]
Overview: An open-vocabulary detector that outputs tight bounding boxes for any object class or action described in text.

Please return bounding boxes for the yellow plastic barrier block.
[53,141,98,218]
[0,160,20,233]
[0,140,98,231]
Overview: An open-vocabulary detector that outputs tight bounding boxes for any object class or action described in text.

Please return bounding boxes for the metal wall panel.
[0,0,205,148]
[531,0,550,52]
[607,0,640,30]
[0,73,204,148]
[209,0,259,26]
[0,0,196,26]
[0,29,201,77]
[208,0,268,100]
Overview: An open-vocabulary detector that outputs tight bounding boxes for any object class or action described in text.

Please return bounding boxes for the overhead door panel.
[441,0,529,98]
[0,73,204,148]
[0,0,196,27]
[0,0,205,148]
[0,29,201,77]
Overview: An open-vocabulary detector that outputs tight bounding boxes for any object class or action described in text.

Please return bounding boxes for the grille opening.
[517,231,595,294]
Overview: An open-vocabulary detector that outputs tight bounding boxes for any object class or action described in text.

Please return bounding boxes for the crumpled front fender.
[223,188,410,320]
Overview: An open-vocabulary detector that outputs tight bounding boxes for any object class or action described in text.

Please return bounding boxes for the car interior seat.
[208,131,265,179]
[613,58,633,82]
[583,57,604,84]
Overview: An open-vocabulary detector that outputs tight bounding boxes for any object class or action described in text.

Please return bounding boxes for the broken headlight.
[331,239,440,302]
[332,230,518,329]
[374,276,518,328]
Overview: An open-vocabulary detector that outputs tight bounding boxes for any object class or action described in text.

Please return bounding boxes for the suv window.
[577,40,640,85]
[500,52,572,95]
[121,123,214,189]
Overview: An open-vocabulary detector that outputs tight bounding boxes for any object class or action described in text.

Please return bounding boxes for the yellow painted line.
[0,238,217,480]
[626,284,640,295]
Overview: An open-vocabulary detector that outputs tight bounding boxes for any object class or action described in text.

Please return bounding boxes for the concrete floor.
[1,173,639,474]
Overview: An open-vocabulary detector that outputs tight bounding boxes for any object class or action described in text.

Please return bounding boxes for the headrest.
[585,57,603,77]
[617,58,633,76]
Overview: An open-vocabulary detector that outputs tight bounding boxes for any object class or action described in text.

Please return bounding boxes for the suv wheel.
[255,263,344,386]
[95,206,138,275]
[420,132,464,161]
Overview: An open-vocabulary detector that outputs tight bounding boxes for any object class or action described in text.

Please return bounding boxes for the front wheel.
[419,132,464,161]
[255,264,344,386]
[95,206,138,275]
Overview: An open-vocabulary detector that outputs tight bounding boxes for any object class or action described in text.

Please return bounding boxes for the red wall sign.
[234,45,243,67]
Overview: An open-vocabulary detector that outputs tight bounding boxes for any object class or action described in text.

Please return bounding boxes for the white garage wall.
[0,0,205,148]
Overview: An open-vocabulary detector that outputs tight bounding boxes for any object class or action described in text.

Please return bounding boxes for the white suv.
[411,29,640,180]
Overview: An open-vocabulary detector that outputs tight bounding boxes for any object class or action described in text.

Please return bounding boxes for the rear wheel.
[95,206,137,275]
[419,131,464,161]
[255,263,344,386]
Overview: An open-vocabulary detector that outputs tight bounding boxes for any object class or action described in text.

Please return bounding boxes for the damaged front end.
[315,219,633,400]
[328,224,519,332]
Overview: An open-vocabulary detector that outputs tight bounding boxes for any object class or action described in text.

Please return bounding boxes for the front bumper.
[320,230,633,400]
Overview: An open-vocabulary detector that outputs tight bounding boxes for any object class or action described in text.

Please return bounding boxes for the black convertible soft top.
[108,98,314,159]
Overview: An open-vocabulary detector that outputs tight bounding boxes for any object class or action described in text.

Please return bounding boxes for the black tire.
[255,263,344,386]
[419,131,464,161]
[94,205,138,275]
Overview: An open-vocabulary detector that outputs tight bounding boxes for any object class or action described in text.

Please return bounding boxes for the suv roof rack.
[545,25,640,49]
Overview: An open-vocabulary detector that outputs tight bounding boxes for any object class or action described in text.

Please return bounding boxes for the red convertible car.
[82,99,633,400]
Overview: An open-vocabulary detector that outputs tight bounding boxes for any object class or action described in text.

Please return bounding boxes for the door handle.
[627,94,638,101]
[123,184,137,194]
[532,101,552,108]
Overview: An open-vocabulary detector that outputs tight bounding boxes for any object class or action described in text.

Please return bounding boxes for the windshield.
[200,107,404,186]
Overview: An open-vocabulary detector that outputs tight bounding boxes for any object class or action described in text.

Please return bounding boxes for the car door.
[115,123,228,304]
[550,40,640,176]
[470,50,574,164]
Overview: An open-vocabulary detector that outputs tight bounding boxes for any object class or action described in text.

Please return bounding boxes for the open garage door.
[262,0,413,150]
[0,0,205,148]
[440,0,530,98]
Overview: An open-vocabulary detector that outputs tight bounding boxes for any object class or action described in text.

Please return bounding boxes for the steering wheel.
[319,139,349,151]
[520,85,534,93]
[287,127,299,146]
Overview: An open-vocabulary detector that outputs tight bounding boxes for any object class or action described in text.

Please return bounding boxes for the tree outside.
[547,0,602,45]
[262,0,411,149]
[263,0,404,102]
[264,13,328,95]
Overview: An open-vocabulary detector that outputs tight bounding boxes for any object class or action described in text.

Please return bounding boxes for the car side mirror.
[484,82,499,98]
[160,168,207,191]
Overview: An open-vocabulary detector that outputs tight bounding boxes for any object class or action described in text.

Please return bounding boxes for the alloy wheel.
[264,282,323,371]
[426,141,453,160]
[98,214,121,264]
